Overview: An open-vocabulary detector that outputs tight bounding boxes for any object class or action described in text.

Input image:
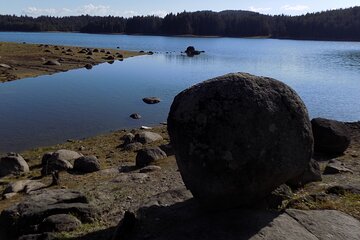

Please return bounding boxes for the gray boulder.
[73,156,101,173]
[124,142,143,151]
[3,180,45,195]
[136,147,167,168]
[0,152,29,177]
[39,214,82,232]
[135,131,163,144]
[311,118,351,155]
[121,133,135,145]
[0,189,97,237]
[167,72,313,208]
[41,149,82,175]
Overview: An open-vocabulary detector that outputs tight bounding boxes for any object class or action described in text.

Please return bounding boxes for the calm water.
[0,32,360,152]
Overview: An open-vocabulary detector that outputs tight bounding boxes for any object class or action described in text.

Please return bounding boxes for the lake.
[0,32,360,152]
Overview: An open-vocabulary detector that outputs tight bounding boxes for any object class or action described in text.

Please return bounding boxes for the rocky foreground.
[0,73,359,239]
[0,42,144,82]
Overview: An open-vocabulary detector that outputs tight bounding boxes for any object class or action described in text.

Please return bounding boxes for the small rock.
[44,60,61,66]
[3,180,45,195]
[134,131,163,144]
[106,55,115,60]
[324,159,353,174]
[124,142,143,151]
[139,165,162,173]
[121,133,135,145]
[73,156,101,173]
[41,150,82,175]
[39,214,82,232]
[3,192,17,200]
[142,97,161,104]
[0,63,11,69]
[0,152,29,177]
[326,184,360,195]
[84,64,93,70]
[130,113,141,119]
[93,49,99,52]
[136,147,167,168]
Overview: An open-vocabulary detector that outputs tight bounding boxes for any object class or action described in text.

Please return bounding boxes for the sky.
[1,1,359,18]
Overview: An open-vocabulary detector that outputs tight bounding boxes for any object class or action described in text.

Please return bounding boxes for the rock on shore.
[168,72,314,208]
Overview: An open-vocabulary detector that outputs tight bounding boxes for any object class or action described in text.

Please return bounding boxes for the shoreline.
[0,41,145,82]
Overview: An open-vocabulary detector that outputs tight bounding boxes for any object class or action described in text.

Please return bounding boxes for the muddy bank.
[0,42,144,82]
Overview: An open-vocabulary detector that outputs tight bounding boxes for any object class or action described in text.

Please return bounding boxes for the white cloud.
[123,10,139,17]
[77,4,111,16]
[249,6,272,13]
[149,10,168,17]
[281,5,309,11]
[22,7,57,16]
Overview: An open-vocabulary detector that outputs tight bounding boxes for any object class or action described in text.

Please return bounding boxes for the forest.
[0,7,359,41]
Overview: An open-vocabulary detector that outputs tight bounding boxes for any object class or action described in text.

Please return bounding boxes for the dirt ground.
[0,42,144,82]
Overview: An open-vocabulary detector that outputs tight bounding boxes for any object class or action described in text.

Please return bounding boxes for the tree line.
[0,7,359,41]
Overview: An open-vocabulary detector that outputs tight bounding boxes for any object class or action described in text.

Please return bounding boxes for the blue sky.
[1,1,359,17]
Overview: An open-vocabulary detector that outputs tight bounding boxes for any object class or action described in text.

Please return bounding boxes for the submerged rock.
[168,72,313,208]
[142,97,161,104]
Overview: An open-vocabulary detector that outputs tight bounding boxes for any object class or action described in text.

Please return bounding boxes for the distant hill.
[0,7,359,41]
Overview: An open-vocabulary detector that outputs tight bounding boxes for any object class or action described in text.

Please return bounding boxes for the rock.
[139,165,162,173]
[140,126,152,130]
[136,147,167,168]
[0,152,29,177]
[167,72,313,208]
[106,51,111,54]
[142,97,161,104]
[93,49,99,52]
[85,63,93,69]
[3,192,17,200]
[66,49,73,52]
[100,49,105,53]
[124,142,143,151]
[105,55,115,60]
[41,149,82,175]
[134,131,163,144]
[73,156,101,173]
[43,60,61,66]
[326,184,360,195]
[86,51,93,55]
[159,144,174,156]
[115,195,359,240]
[3,180,45,194]
[121,133,135,145]
[0,189,97,237]
[39,214,82,232]
[286,209,360,240]
[130,113,141,119]
[324,159,353,174]
[0,63,11,69]
[287,158,322,187]
[78,49,87,54]
[311,118,351,155]
[185,46,201,56]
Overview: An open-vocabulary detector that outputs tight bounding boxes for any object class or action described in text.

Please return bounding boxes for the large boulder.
[41,149,82,175]
[0,153,29,177]
[167,73,313,208]
[311,118,351,155]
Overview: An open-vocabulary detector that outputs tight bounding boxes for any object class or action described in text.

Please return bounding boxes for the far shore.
[0,41,145,82]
